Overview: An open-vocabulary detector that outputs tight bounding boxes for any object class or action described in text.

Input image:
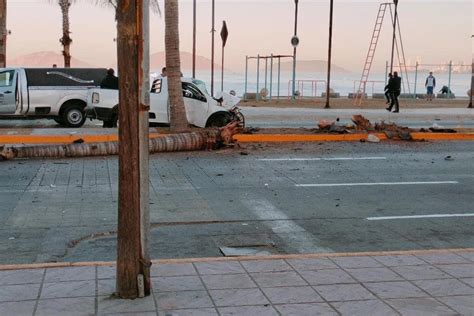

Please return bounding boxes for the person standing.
[384,73,393,104]
[425,71,436,101]
[100,68,119,90]
[386,71,401,113]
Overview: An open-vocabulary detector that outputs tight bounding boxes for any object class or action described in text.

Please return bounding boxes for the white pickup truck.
[86,76,244,128]
[0,67,106,127]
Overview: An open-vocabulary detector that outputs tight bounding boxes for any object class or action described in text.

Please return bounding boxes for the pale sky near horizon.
[6,0,473,73]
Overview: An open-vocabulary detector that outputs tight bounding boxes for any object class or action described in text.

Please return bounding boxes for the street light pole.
[211,0,215,96]
[325,0,334,109]
[192,0,196,78]
[390,0,398,74]
[469,35,473,108]
[291,0,299,101]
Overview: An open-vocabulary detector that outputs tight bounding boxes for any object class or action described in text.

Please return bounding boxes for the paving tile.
[438,295,474,315]
[44,266,96,283]
[36,297,95,316]
[240,259,292,273]
[250,271,307,288]
[417,253,471,265]
[413,278,474,296]
[97,265,116,279]
[209,288,268,307]
[372,255,425,267]
[152,263,196,277]
[299,269,356,285]
[0,283,40,302]
[0,269,44,285]
[98,278,116,296]
[261,286,323,304]
[194,262,245,275]
[364,281,428,299]
[386,297,458,316]
[218,305,279,316]
[454,251,474,262]
[313,284,375,302]
[158,308,218,316]
[201,273,256,290]
[152,276,204,292]
[0,300,36,316]
[155,290,213,310]
[346,267,403,282]
[461,278,474,287]
[286,258,337,271]
[331,256,383,268]
[332,299,398,316]
[275,302,337,315]
[392,265,451,280]
[98,295,156,314]
[41,280,95,299]
[436,263,474,278]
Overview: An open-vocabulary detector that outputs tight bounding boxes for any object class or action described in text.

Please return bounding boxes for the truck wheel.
[103,114,118,128]
[206,113,232,127]
[61,104,86,128]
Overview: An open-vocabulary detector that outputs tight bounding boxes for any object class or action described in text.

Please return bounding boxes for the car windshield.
[192,79,209,96]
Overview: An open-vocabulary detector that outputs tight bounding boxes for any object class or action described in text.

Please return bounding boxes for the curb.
[0,248,472,271]
[0,133,473,145]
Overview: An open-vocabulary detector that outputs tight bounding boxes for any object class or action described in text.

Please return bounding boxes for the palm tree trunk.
[0,0,6,67]
[59,0,72,68]
[165,0,188,131]
[0,122,239,160]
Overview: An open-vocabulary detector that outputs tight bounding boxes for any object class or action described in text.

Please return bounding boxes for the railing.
[288,80,327,98]
[353,80,385,97]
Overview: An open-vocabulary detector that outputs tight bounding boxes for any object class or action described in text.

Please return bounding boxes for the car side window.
[151,79,162,93]
[0,71,15,87]
[182,82,207,102]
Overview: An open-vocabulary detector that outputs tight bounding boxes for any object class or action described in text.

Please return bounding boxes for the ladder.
[354,3,390,106]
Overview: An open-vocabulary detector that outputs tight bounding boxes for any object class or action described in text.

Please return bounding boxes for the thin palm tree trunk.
[0,0,6,68]
[59,0,72,68]
[165,0,188,131]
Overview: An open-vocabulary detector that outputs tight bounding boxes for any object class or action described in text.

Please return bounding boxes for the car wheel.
[206,113,232,128]
[61,104,86,128]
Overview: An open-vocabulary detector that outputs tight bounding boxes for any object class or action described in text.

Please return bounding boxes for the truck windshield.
[0,70,15,87]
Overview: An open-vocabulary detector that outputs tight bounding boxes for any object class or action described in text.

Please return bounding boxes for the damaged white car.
[86,76,244,128]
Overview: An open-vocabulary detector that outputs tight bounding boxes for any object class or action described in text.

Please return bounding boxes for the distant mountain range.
[8,51,96,68]
[7,51,350,74]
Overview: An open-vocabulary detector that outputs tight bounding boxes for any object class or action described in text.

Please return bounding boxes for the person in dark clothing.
[439,85,452,94]
[384,73,393,104]
[386,71,401,113]
[100,68,119,89]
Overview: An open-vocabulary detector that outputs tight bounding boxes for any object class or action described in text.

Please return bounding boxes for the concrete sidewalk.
[1,249,473,315]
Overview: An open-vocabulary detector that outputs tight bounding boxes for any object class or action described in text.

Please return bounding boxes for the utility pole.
[192,0,196,78]
[325,0,334,109]
[291,0,299,100]
[210,0,215,96]
[390,0,399,73]
[469,35,473,108]
[115,0,151,299]
[220,21,228,92]
[0,0,7,67]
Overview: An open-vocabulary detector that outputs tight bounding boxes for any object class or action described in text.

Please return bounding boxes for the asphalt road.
[0,140,473,264]
[0,107,472,130]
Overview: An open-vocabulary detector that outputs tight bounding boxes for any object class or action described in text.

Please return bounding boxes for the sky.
[6,0,473,73]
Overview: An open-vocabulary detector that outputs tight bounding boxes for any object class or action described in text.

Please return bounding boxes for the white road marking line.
[241,198,333,253]
[367,213,474,221]
[296,181,459,187]
[258,157,387,161]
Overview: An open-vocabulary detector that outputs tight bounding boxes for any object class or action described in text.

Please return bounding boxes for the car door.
[182,82,208,127]
[0,70,18,114]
